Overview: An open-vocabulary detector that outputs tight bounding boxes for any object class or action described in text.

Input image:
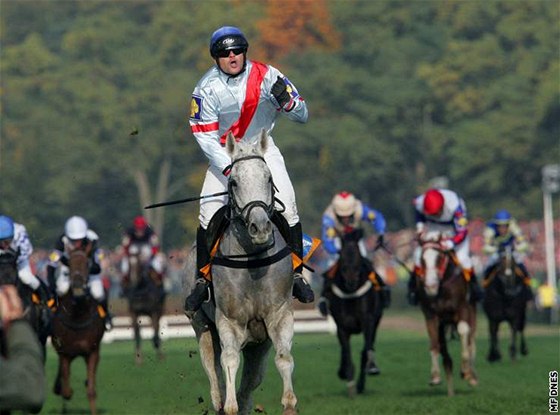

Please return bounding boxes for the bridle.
[226,155,284,225]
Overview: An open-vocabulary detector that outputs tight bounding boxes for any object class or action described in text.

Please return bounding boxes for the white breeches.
[199,144,299,229]
[414,232,473,270]
[56,265,105,300]
[18,263,41,290]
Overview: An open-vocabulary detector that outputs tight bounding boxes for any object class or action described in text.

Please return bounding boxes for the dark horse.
[51,247,105,415]
[415,231,477,396]
[122,242,165,365]
[323,228,384,396]
[0,248,51,357]
[482,245,529,362]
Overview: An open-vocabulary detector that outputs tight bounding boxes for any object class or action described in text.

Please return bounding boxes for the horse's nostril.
[249,223,258,236]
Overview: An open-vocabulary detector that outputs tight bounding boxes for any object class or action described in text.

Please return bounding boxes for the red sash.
[220,61,268,145]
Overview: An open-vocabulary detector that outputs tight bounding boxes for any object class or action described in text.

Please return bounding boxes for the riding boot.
[289,223,315,303]
[467,270,484,304]
[34,282,55,308]
[518,263,534,302]
[375,274,391,309]
[184,227,211,317]
[46,265,58,304]
[407,270,419,306]
[99,298,113,331]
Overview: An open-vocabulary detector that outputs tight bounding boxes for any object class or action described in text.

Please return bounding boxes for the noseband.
[226,155,282,224]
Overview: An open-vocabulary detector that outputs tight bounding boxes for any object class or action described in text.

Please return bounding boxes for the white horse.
[183,130,297,415]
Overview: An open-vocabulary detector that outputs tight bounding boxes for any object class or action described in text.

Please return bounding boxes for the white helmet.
[332,191,358,217]
[65,216,88,240]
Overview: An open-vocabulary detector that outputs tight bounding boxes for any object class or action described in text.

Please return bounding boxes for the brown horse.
[482,245,529,362]
[51,247,105,415]
[122,242,165,365]
[414,231,477,396]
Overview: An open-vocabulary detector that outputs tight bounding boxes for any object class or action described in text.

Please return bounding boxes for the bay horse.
[323,228,384,396]
[122,242,165,364]
[482,245,529,362]
[51,247,105,415]
[183,131,298,415]
[0,248,51,357]
[415,231,477,396]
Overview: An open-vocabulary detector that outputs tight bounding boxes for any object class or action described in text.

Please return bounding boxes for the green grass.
[39,310,559,415]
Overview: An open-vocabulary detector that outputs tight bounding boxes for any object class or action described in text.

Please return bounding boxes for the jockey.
[482,209,533,300]
[120,215,164,288]
[0,215,52,305]
[185,25,314,316]
[46,216,113,331]
[318,192,390,316]
[407,188,483,305]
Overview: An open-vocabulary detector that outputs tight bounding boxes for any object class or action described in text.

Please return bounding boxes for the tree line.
[1,0,558,249]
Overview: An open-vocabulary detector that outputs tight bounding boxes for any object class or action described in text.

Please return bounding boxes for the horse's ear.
[226,132,236,156]
[258,129,268,154]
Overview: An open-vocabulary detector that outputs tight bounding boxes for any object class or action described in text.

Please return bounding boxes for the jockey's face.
[0,238,12,250]
[134,227,146,238]
[69,238,84,249]
[497,224,509,236]
[336,214,355,227]
[217,49,245,76]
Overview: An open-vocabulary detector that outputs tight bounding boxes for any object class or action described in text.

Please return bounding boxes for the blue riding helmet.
[493,209,512,225]
[209,26,249,58]
[0,215,15,240]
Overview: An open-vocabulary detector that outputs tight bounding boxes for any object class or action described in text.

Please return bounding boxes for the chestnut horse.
[51,247,105,415]
[414,231,477,396]
[122,242,165,365]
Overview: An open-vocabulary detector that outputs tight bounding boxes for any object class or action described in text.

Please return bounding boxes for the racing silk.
[321,201,386,255]
[1,223,41,290]
[413,189,468,246]
[482,218,528,255]
[189,59,308,173]
[47,230,102,275]
[121,227,160,257]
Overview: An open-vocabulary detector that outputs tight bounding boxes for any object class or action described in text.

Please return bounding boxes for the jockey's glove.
[376,234,385,246]
[441,239,455,251]
[271,76,291,109]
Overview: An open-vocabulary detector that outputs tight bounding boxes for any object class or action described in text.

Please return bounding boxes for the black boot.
[99,298,113,331]
[184,227,211,317]
[407,271,418,306]
[34,282,55,308]
[468,272,484,304]
[289,223,315,303]
[375,274,391,309]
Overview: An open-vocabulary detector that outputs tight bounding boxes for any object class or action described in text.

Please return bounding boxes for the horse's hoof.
[468,377,478,387]
[487,351,501,362]
[521,347,528,356]
[367,366,381,376]
[429,377,441,386]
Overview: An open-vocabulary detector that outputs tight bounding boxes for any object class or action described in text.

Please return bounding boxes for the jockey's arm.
[266,66,308,123]
[510,220,529,253]
[321,214,340,255]
[450,208,468,246]
[189,85,231,174]
[482,226,498,255]
[361,204,386,236]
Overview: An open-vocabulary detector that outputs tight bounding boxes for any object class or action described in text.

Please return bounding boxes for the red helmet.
[133,215,148,230]
[423,189,444,216]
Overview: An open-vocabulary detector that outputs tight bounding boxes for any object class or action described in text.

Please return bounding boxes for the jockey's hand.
[441,239,454,251]
[271,76,291,108]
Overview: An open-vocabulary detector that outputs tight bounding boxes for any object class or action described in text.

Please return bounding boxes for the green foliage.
[1,0,558,248]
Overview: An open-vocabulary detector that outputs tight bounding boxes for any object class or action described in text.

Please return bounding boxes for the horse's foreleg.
[60,356,73,400]
[438,323,454,396]
[85,350,100,415]
[487,319,501,362]
[198,330,224,412]
[458,320,477,387]
[217,318,244,415]
[152,313,164,360]
[509,323,518,361]
[267,310,297,414]
[237,340,272,415]
[133,317,142,365]
[425,317,441,386]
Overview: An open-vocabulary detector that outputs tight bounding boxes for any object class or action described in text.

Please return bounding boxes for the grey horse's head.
[226,129,274,245]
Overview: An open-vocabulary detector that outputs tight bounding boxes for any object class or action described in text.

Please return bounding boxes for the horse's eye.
[230,179,237,187]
